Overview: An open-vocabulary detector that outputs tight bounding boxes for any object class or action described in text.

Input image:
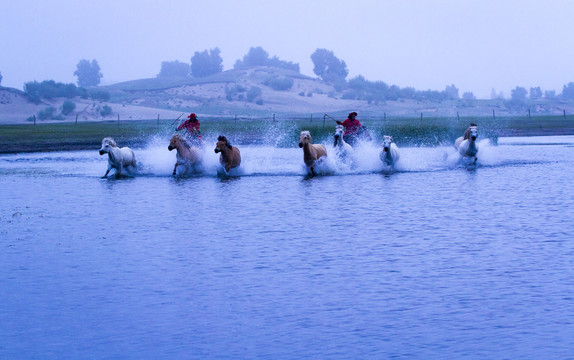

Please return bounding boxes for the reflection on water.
[1,136,574,359]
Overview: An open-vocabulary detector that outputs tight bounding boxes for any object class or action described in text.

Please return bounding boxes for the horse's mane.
[102,137,117,147]
[218,135,232,149]
[172,134,192,150]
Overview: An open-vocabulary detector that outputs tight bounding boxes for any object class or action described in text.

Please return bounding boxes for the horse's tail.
[130,149,137,168]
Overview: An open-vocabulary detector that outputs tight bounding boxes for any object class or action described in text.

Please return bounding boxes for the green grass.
[1,115,573,154]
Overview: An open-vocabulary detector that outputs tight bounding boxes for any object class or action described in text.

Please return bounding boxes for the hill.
[2,66,574,124]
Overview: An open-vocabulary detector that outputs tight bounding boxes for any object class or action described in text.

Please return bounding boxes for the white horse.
[299,130,327,176]
[99,137,137,178]
[379,135,400,167]
[333,125,353,160]
[454,124,479,162]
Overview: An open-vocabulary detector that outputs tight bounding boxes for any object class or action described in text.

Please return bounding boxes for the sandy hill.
[2,66,574,124]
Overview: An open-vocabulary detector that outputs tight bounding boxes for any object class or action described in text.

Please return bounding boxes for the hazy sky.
[1,0,573,98]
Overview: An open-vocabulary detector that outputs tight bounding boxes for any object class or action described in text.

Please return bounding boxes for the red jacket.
[177,120,201,135]
[337,118,362,137]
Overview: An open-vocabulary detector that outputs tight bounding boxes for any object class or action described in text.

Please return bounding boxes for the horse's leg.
[225,163,231,172]
[102,168,110,178]
[173,162,179,176]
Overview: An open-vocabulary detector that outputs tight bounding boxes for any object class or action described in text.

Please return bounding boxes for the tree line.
[11,46,574,105]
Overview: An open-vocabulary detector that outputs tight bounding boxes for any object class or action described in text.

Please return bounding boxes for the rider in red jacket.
[336,112,362,144]
[177,113,202,144]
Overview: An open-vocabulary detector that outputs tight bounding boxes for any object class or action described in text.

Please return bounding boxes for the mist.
[1,0,574,98]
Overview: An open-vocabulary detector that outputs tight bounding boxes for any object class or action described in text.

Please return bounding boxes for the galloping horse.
[299,130,327,176]
[168,134,203,175]
[333,125,353,159]
[98,137,137,178]
[214,135,241,173]
[454,123,479,162]
[380,135,400,167]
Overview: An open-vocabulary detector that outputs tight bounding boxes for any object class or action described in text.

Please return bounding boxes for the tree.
[529,86,543,100]
[235,47,269,68]
[444,84,459,100]
[490,89,504,99]
[74,59,102,87]
[310,48,348,83]
[234,47,300,72]
[510,86,527,107]
[545,90,557,99]
[562,82,574,100]
[157,60,190,78]
[462,92,476,100]
[190,48,223,77]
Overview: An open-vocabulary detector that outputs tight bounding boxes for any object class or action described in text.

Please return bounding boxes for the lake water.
[1,135,574,359]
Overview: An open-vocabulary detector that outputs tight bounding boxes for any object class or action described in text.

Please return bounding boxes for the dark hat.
[349,112,358,117]
[187,113,197,119]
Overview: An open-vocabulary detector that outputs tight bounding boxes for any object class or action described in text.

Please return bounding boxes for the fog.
[1,0,573,98]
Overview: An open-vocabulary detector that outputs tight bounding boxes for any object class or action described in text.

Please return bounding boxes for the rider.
[336,112,362,145]
[176,113,202,145]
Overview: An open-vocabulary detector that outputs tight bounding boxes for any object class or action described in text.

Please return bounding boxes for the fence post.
[75,114,78,125]
[492,110,496,120]
[323,114,326,127]
[273,113,276,121]
[117,114,120,126]
[528,108,531,119]
[564,110,567,119]
[310,114,312,123]
[457,111,460,121]
[157,114,160,125]
[34,115,36,127]
[235,114,237,122]
[420,112,423,121]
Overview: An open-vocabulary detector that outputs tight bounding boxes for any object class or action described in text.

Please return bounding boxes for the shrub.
[89,89,111,101]
[264,76,294,91]
[100,105,112,117]
[61,101,76,115]
[37,106,56,120]
[246,86,262,102]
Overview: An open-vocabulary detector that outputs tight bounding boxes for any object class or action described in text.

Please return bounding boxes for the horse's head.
[99,137,117,155]
[299,131,311,148]
[215,135,231,153]
[334,125,345,146]
[168,135,181,151]
[382,135,394,152]
[468,125,478,141]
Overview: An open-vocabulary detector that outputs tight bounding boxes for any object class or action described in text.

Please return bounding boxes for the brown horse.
[299,130,327,176]
[214,135,241,172]
[168,134,203,175]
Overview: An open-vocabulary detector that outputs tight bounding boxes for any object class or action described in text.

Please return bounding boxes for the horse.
[214,135,241,173]
[168,134,203,175]
[454,123,479,162]
[299,130,327,176]
[98,137,137,178]
[379,135,400,167]
[333,125,353,159]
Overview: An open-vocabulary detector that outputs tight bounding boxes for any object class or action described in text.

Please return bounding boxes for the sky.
[1,0,574,99]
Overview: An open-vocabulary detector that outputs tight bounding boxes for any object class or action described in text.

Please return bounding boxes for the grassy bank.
[1,115,573,154]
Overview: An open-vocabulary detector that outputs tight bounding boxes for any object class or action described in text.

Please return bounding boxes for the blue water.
[1,136,574,359]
